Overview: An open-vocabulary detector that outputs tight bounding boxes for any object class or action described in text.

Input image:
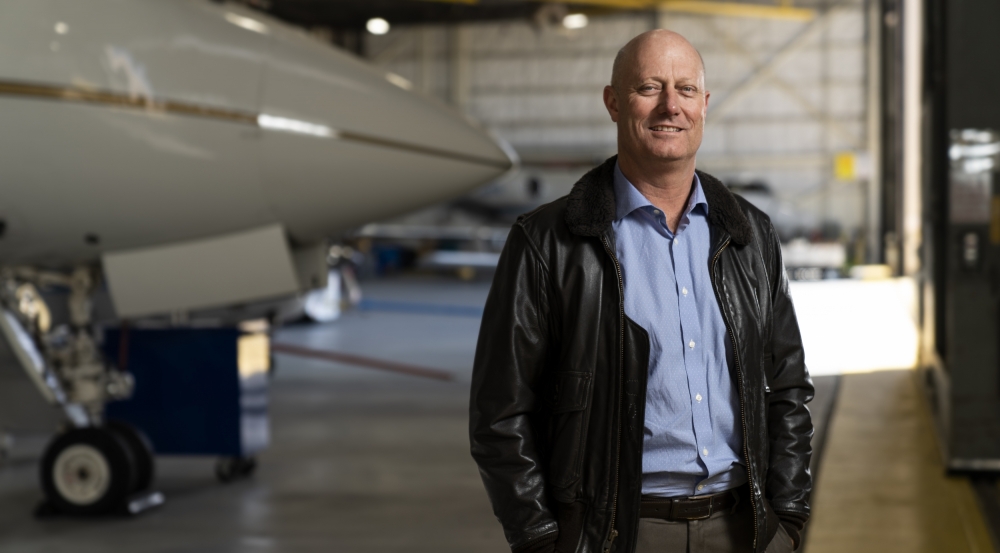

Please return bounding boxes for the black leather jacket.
[469,157,814,553]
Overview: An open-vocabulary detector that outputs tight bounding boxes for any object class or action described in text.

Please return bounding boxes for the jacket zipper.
[601,234,624,553]
[711,237,759,550]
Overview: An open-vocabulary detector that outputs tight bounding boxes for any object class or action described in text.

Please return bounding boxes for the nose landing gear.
[37,422,162,517]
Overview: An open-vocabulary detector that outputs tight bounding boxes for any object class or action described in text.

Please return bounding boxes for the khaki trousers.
[635,502,796,553]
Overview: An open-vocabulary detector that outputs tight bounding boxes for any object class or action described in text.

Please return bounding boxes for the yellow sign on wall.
[834,152,856,181]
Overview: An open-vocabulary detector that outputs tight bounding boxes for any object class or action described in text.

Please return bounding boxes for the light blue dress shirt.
[612,163,746,498]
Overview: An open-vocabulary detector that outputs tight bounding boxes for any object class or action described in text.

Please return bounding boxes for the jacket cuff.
[512,531,558,553]
[776,511,808,550]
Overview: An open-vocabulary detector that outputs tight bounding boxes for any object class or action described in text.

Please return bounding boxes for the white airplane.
[0,0,512,514]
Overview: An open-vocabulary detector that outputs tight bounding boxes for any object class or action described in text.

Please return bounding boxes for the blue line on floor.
[357,298,484,318]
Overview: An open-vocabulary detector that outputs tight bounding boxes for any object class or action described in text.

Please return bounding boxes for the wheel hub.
[53,444,110,505]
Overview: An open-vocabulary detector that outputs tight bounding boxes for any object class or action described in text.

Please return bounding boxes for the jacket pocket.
[554,500,588,553]
[547,371,594,491]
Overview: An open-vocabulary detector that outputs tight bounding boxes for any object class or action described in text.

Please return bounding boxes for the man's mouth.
[650,126,683,132]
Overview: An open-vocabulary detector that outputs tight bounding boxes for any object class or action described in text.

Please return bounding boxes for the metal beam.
[901,0,923,275]
[419,27,434,95]
[489,114,859,127]
[696,16,863,148]
[707,2,850,119]
[531,0,817,20]
[697,152,832,170]
[449,25,471,110]
[659,1,815,21]
[371,34,414,66]
[511,149,834,168]
[864,0,882,263]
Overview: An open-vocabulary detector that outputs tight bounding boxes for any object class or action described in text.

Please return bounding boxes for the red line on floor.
[271,343,454,382]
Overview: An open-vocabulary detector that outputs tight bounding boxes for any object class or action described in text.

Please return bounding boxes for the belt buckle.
[672,499,713,520]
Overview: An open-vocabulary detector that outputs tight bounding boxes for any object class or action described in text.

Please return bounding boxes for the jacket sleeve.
[761,219,815,523]
[469,223,559,552]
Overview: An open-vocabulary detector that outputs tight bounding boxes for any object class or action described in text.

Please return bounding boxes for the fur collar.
[564,156,753,245]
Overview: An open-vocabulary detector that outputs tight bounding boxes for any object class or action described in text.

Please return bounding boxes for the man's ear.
[603,85,619,123]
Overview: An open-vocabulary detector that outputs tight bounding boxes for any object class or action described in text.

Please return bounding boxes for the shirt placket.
[671,226,714,490]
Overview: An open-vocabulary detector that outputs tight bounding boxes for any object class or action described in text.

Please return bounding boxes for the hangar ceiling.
[239,0,590,29]
[238,0,820,31]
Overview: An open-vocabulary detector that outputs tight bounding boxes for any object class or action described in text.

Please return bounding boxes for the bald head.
[611,30,705,93]
[602,28,710,175]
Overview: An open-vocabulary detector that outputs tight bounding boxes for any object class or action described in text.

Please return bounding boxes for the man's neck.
[617,153,697,233]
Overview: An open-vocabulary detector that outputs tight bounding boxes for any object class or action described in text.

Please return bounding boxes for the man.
[469,30,813,553]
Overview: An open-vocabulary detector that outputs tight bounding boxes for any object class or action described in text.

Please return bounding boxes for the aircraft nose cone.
[257,30,513,241]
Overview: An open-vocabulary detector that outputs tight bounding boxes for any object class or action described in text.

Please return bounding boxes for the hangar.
[1,1,999,552]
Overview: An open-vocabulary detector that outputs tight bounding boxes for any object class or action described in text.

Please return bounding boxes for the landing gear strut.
[0,266,162,516]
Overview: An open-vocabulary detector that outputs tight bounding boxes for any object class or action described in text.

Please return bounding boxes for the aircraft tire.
[40,427,136,515]
[105,420,155,492]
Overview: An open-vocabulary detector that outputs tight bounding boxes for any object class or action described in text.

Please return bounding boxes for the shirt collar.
[613,162,707,222]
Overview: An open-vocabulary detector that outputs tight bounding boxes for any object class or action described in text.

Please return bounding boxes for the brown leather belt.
[639,486,742,521]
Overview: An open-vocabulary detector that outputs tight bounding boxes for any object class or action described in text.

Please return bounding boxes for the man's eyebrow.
[675,79,703,89]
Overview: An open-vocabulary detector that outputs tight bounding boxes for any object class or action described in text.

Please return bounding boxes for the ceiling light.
[385,72,413,90]
[54,22,69,34]
[562,13,588,30]
[366,17,390,35]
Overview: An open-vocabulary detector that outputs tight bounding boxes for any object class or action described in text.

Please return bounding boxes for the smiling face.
[604,31,709,169]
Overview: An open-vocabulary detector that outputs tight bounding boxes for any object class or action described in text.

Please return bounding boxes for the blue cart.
[103,326,270,482]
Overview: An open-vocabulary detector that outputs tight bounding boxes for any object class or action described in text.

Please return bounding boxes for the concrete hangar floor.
[0,275,994,552]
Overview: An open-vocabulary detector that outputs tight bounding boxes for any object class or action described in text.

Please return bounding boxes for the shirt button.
[696,393,703,402]
[652,209,661,215]
[682,287,689,296]
[702,448,709,456]
[688,340,695,349]
[673,237,679,245]
[697,484,705,491]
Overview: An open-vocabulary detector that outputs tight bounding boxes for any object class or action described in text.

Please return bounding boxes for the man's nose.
[659,89,681,117]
